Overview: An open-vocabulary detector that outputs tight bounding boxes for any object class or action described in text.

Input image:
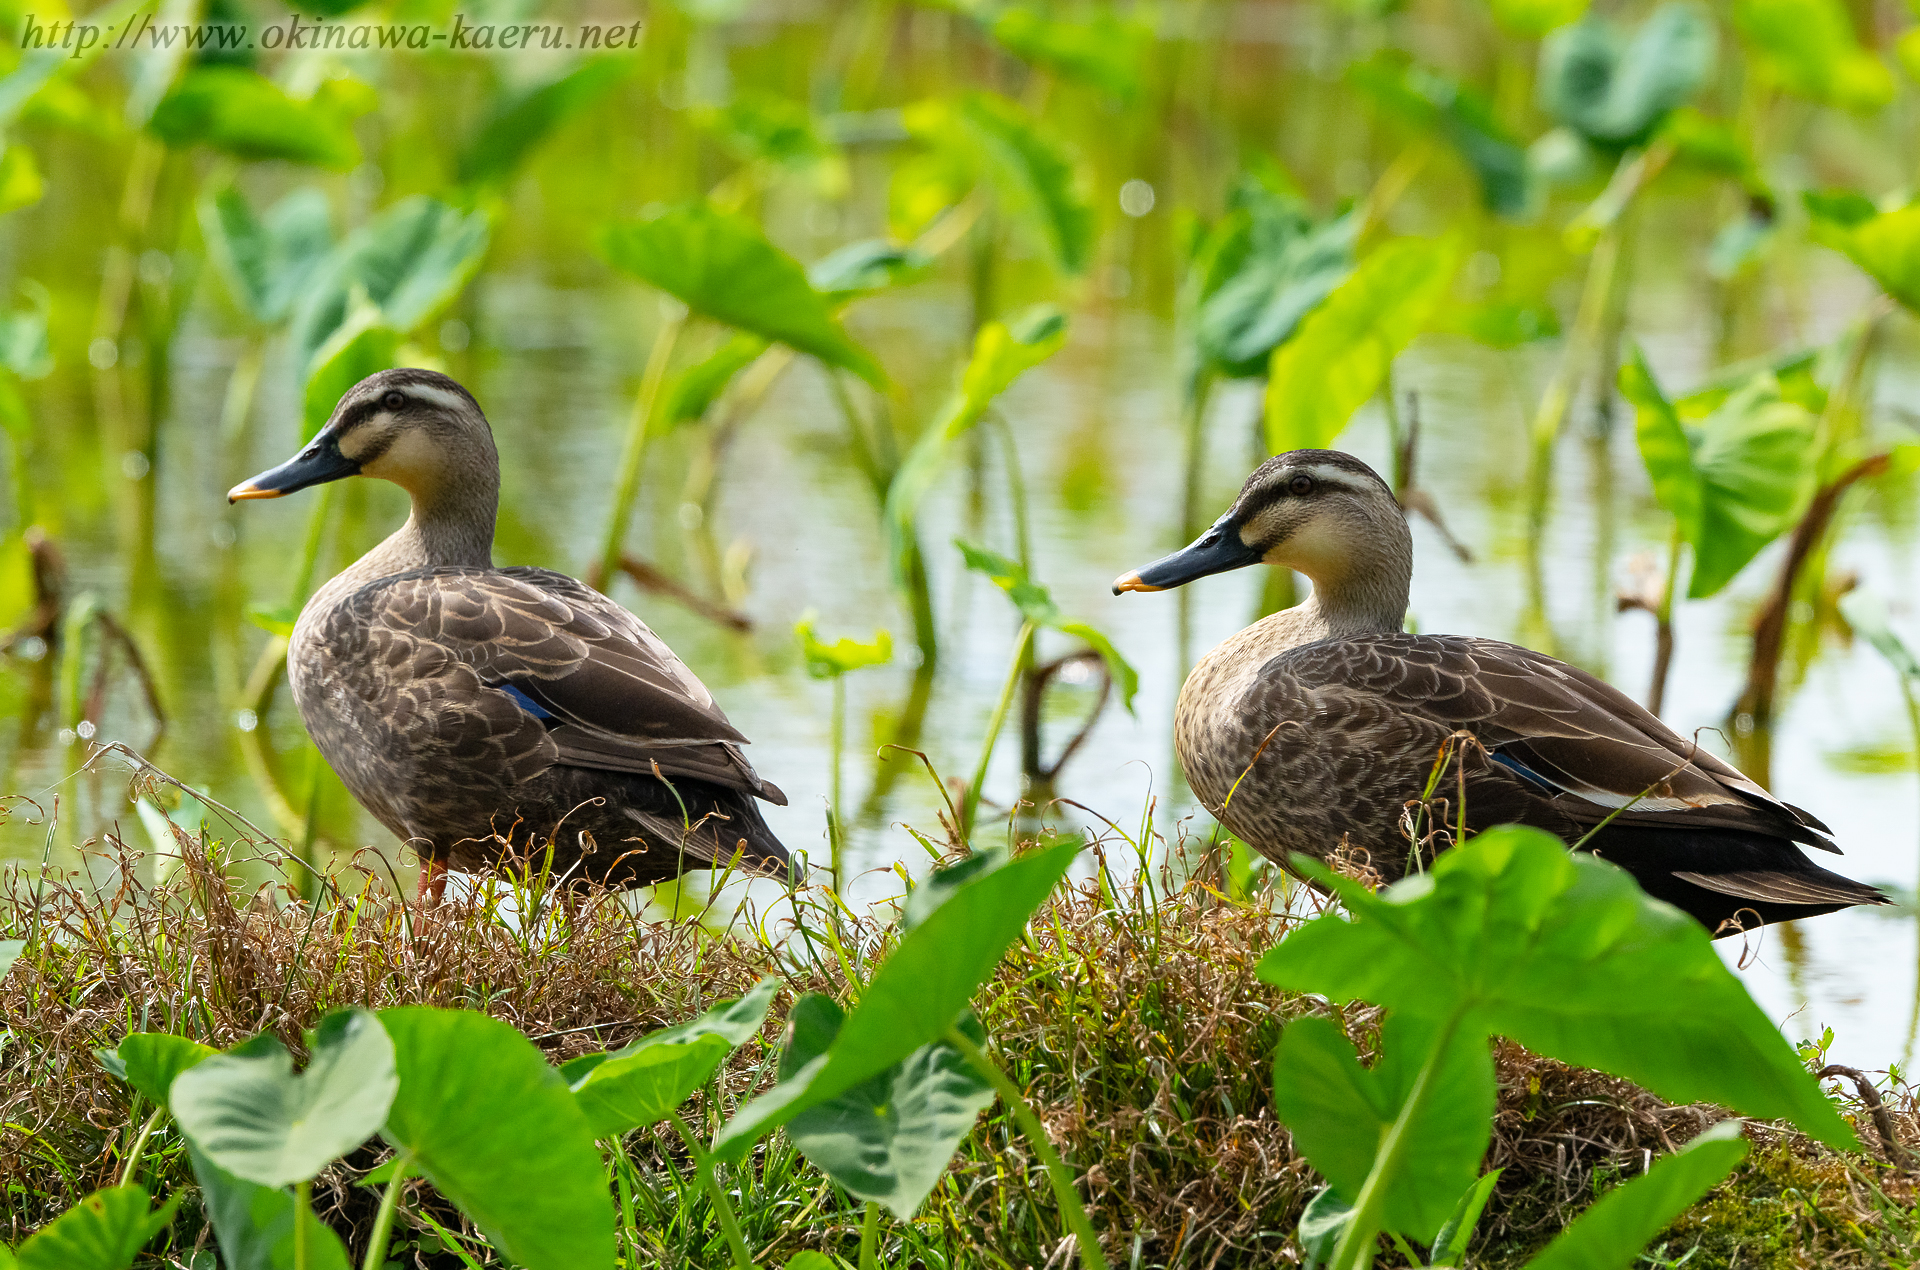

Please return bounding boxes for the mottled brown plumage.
[1118,449,1885,935]
[231,368,791,895]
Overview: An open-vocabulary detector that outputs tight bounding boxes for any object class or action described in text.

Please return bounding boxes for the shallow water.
[5,206,1919,1074]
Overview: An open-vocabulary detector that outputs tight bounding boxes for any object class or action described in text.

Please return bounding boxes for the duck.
[1114,449,1887,936]
[228,367,793,901]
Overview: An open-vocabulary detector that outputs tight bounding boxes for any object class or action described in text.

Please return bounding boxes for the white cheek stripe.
[402,384,469,413]
[1296,464,1385,496]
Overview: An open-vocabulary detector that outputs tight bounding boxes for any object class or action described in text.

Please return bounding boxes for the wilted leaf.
[601,203,882,384]
[712,840,1080,1162]
[171,1009,397,1189]
[1266,236,1458,453]
[1257,826,1857,1149]
[1524,1122,1748,1269]
[459,59,629,187]
[564,977,781,1137]
[780,995,996,1220]
[379,1008,613,1270]
[1732,0,1894,112]
[1539,4,1715,147]
[149,67,360,168]
[1273,1013,1495,1239]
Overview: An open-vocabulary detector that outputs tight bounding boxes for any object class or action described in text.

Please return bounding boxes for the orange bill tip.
[227,481,285,503]
[1112,571,1164,595]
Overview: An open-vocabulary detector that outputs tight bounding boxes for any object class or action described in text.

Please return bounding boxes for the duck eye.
[382,391,406,411]
[1288,474,1314,496]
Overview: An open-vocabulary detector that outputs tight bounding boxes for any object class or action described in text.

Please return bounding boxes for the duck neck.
[1296,555,1411,640]
[313,477,499,606]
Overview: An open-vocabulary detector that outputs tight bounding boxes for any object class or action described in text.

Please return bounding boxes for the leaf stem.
[1648,521,1684,716]
[962,621,1036,839]
[1328,1010,1468,1270]
[294,1179,312,1270]
[117,1105,165,1187]
[859,1200,881,1270]
[362,1158,411,1270]
[945,1025,1109,1270]
[669,1110,754,1270]
[830,674,845,895]
[596,309,686,590]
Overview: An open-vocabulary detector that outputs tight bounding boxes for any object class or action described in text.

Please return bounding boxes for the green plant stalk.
[595,309,685,590]
[945,1025,1109,1270]
[1648,522,1684,717]
[1328,1009,1470,1270]
[362,1158,412,1270]
[830,673,845,895]
[670,1110,753,1270]
[117,1104,165,1187]
[962,621,1036,838]
[995,415,1039,785]
[859,1199,881,1270]
[294,1178,312,1270]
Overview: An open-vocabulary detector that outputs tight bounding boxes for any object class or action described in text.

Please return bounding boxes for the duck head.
[228,368,498,507]
[1114,449,1411,602]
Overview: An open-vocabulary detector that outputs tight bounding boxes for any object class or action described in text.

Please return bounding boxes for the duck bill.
[1113,515,1263,594]
[227,437,359,502]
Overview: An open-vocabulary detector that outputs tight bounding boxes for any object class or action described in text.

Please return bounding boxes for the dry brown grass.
[2,778,1917,1268]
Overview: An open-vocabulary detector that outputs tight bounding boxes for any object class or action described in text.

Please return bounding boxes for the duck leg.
[415,856,448,905]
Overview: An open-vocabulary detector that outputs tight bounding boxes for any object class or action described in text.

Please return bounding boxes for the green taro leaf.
[458,59,630,187]
[1196,206,1357,377]
[784,1255,840,1270]
[97,1032,217,1109]
[809,240,932,304]
[986,6,1149,100]
[378,1007,614,1270]
[149,68,360,168]
[903,93,1094,274]
[564,977,781,1137]
[1539,4,1716,147]
[780,994,996,1219]
[712,839,1080,1162]
[1621,349,1816,598]
[1732,0,1894,113]
[10,1185,180,1270]
[1806,199,1920,314]
[199,186,334,327]
[171,1009,398,1188]
[1257,826,1856,1149]
[1350,55,1530,215]
[661,332,771,429]
[1430,1168,1504,1266]
[186,1141,353,1270]
[885,306,1067,578]
[1524,1121,1748,1270]
[796,619,893,680]
[1839,591,1920,682]
[1271,1014,1495,1240]
[1489,0,1588,38]
[289,197,491,377]
[1266,236,1458,453]
[302,304,402,442]
[600,203,882,384]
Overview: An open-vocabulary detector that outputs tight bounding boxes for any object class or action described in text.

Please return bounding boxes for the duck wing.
[337,566,785,805]
[1275,633,1833,850]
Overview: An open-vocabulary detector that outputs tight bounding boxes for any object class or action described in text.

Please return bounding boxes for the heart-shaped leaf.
[713,839,1080,1162]
[781,994,996,1220]
[171,1009,397,1188]
[1271,1013,1494,1239]
[199,186,334,327]
[1257,826,1855,1149]
[96,1032,217,1109]
[378,1007,613,1270]
[186,1141,353,1270]
[9,1185,181,1270]
[563,977,781,1137]
[1539,4,1716,147]
[600,202,882,384]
